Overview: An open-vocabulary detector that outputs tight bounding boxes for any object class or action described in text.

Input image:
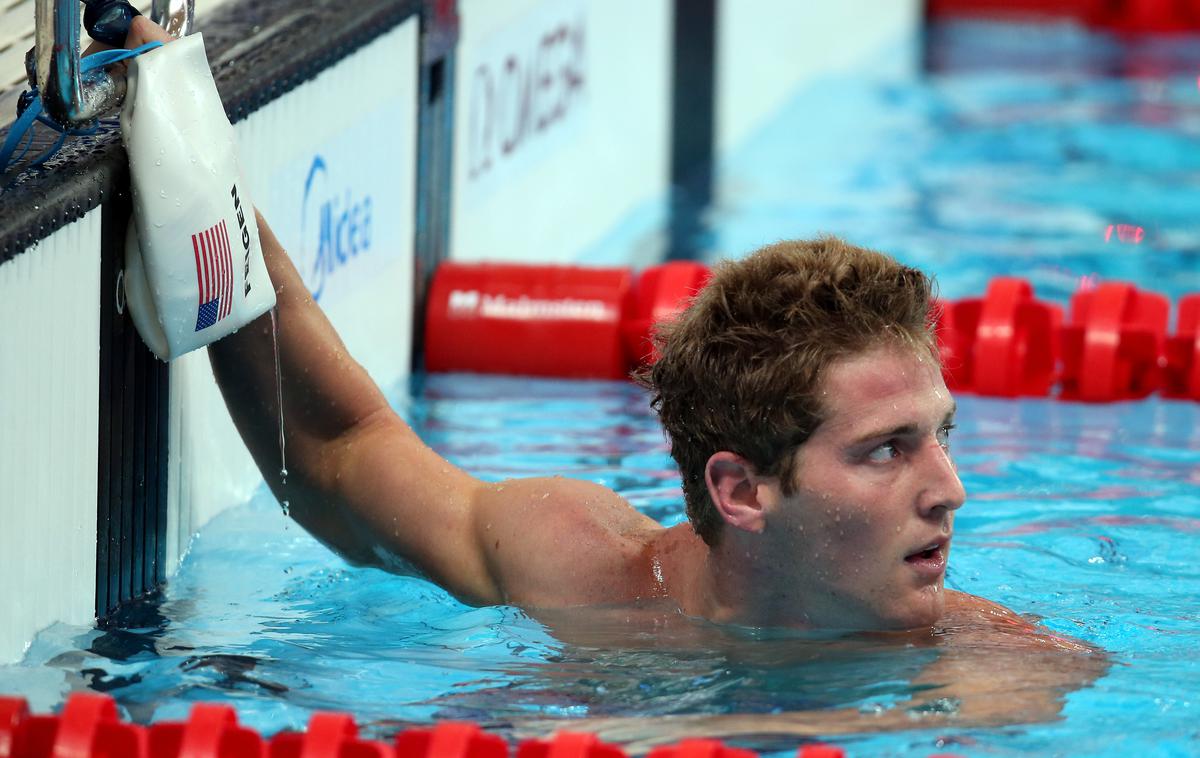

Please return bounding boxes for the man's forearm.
[207,213,396,558]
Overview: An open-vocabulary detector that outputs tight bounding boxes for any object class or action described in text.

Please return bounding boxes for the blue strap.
[0,40,163,175]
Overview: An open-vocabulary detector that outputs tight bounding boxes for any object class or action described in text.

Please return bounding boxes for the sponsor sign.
[462,0,589,204]
[446,289,616,322]
[257,97,411,306]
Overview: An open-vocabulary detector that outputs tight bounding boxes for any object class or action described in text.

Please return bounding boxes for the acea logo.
[300,154,374,301]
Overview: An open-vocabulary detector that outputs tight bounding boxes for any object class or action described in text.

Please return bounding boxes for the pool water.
[5,18,1200,757]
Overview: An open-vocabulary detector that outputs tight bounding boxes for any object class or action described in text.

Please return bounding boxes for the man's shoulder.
[944,589,1028,624]
[472,476,665,607]
[942,590,1097,654]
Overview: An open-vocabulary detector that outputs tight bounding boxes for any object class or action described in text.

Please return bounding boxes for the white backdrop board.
[716,0,920,156]
[0,211,102,663]
[450,0,672,265]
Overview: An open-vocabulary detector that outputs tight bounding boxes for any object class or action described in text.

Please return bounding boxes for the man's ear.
[705,452,769,534]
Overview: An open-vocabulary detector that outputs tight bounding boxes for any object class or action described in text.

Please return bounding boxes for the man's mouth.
[904,537,949,577]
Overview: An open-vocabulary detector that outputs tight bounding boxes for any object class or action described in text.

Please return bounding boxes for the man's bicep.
[470,477,652,607]
[320,412,502,604]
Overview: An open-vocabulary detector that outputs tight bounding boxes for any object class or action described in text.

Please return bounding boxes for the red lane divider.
[0,697,29,757]
[926,0,1200,33]
[424,262,634,379]
[937,277,1062,397]
[271,711,394,757]
[1,692,965,758]
[516,731,626,758]
[394,721,505,758]
[424,262,707,379]
[647,738,755,758]
[424,262,1200,405]
[1164,293,1200,401]
[796,747,844,758]
[1059,282,1169,402]
[621,262,711,367]
[148,703,263,758]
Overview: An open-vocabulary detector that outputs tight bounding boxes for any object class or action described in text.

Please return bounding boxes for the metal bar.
[666,0,716,261]
[151,0,194,38]
[34,0,127,127]
[118,305,137,605]
[130,326,147,597]
[412,0,458,367]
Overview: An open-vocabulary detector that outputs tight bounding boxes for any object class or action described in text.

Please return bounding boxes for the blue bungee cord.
[0,40,163,175]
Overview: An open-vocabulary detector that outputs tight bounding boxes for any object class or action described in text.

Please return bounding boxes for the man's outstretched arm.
[208,214,503,601]
[112,18,508,602]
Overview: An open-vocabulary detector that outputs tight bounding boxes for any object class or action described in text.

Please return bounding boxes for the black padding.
[667,0,717,261]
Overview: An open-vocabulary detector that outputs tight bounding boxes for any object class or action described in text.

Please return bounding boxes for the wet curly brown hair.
[635,237,937,546]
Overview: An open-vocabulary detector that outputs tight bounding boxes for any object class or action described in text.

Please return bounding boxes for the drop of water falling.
[158,190,166,198]
[154,159,161,166]
[281,500,290,518]
[270,308,288,514]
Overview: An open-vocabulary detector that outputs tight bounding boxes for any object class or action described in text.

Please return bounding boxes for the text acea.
[301,154,373,301]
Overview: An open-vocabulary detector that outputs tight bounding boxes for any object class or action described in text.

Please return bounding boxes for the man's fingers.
[125,16,172,48]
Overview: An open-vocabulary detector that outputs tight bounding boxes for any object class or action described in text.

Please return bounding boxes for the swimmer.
[120,17,1106,740]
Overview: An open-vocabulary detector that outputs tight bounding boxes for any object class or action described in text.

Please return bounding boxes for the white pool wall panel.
[716,0,921,156]
[165,18,420,564]
[450,0,672,265]
[0,211,102,664]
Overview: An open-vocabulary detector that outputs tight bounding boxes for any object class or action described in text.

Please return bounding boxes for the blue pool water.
[4,18,1200,757]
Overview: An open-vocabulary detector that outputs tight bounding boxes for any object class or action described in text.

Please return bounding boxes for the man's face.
[761,342,964,630]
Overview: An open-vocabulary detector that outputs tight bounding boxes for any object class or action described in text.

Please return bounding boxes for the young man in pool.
[213,217,1105,736]
[119,14,1105,739]
[225,225,968,631]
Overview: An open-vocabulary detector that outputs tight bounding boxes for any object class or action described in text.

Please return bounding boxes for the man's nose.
[916,438,966,517]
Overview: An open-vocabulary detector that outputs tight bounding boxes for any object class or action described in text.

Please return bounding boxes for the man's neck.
[657,526,816,628]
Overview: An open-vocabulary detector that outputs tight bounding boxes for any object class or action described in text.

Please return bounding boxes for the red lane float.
[425,262,1200,405]
[516,732,625,758]
[147,703,262,758]
[622,262,711,366]
[1163,293,1200,401]
[936,277,1062,397]
[926,0,1200,32]
[0,691,984,758]
[271,711,395,757]
[646,738,756,758]
[1059,282,1169,402]
[424,262,708,379]
[394,721,506,758]
[0,696,28,757]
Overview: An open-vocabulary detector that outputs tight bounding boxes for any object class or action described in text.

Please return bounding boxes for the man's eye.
[866,442,899,463]
[937,424,956,450]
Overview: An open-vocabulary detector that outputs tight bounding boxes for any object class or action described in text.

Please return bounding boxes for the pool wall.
[0,0,918,663]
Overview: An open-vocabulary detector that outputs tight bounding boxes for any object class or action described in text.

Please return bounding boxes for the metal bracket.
[26,0,194,129]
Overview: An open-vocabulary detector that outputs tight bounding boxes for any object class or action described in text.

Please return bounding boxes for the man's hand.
[83,13,171,59]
